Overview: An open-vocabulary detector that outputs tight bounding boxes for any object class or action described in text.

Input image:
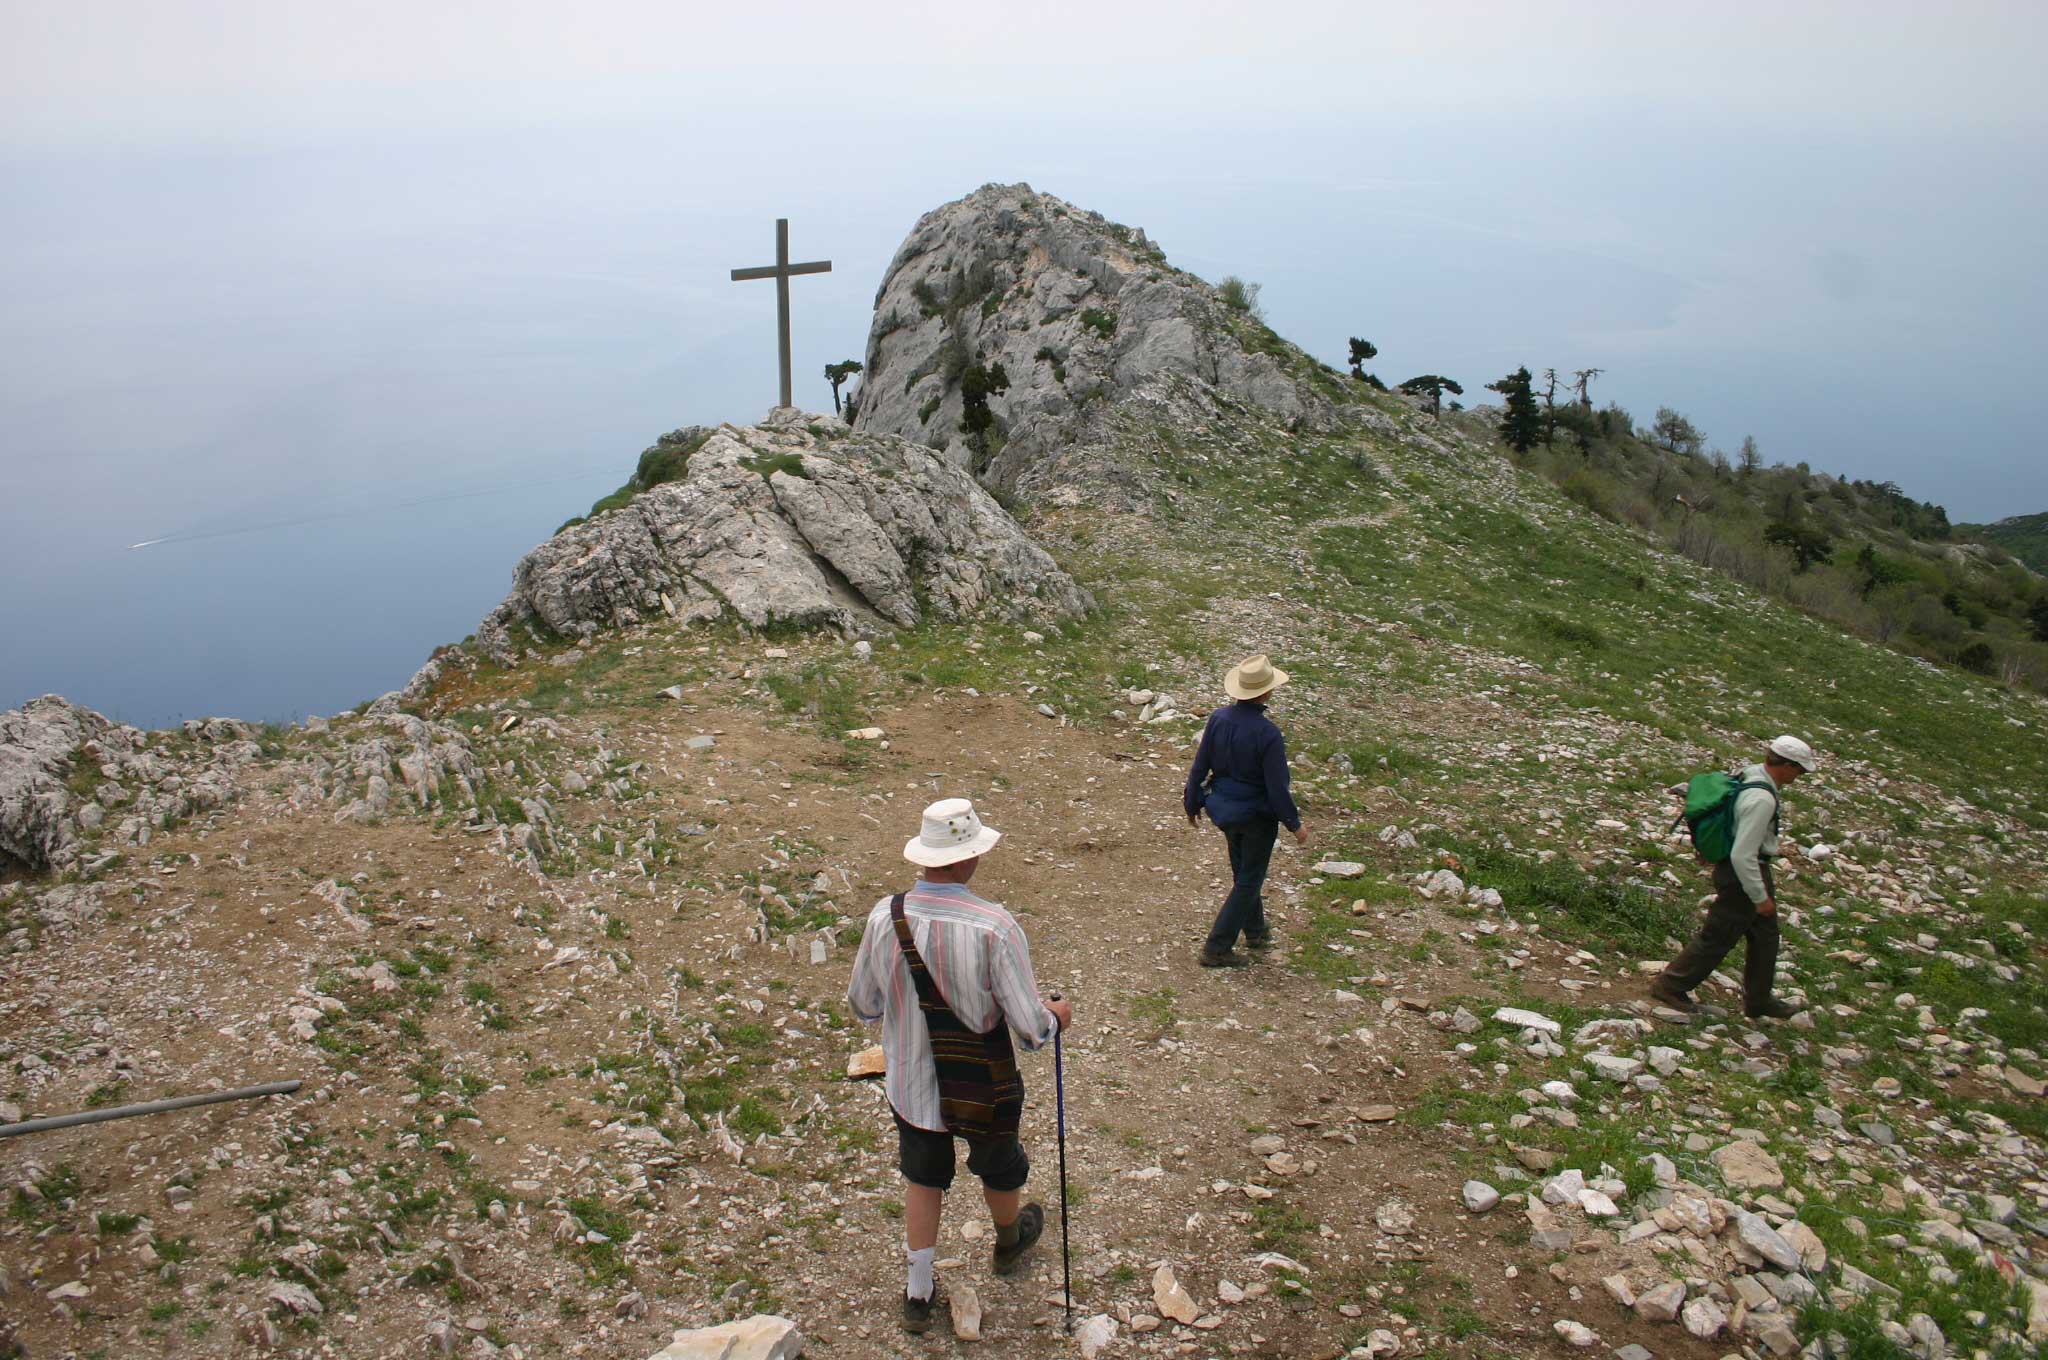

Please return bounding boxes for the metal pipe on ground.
[0,1080,302,1139]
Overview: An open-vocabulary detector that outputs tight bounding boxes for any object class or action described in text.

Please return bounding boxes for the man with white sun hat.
[846,797,1073,1333]
[1652,735,1817,1020]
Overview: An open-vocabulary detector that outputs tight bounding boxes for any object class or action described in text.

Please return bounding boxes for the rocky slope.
[849,182,1347,503]
[382,413,1090,712]
[0,698,257,876]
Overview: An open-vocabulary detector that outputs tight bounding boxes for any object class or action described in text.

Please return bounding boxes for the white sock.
[906,1245,936,1301]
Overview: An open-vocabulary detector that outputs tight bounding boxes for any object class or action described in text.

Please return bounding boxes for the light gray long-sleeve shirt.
[1728,762,1783,904]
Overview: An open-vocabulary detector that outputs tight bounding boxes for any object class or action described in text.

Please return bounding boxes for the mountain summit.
[3,185,2045,1360]
[850,183,1347,504]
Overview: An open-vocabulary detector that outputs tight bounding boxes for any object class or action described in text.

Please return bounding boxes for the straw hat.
[1224,654,1289,701]
[904,797,1003,867]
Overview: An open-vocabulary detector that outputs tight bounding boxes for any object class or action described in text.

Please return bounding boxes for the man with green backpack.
[1651,735,1818,1019]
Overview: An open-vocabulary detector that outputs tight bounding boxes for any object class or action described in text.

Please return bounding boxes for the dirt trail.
[1,675,1728,1360]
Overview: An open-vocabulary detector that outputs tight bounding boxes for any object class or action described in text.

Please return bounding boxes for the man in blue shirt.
[1184,655,1310,967]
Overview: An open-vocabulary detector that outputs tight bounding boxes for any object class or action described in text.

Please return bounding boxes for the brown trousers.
[1661,861,1779,1009]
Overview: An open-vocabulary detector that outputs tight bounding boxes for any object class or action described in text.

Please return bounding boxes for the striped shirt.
[845,880,1058,1133]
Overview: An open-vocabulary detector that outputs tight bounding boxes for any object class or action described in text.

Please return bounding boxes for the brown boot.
[1745,998,1799,1020]
[1648,978,1698,1014]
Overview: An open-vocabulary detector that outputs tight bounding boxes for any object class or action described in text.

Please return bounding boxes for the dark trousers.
[1661,861,1779,1008]
[1205,816,1278,953]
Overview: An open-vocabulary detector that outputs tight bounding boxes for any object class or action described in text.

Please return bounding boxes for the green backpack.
[1672,772,1778,863]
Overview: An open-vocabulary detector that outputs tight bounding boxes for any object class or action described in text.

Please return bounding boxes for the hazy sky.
[4,2,2045,725]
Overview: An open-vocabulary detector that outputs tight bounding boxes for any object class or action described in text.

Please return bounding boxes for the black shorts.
[893,1109,1030,1192]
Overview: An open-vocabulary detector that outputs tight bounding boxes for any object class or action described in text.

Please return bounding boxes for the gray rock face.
[849,183,1336,500]
[444,415,1090,671]
[308,715,484,825]
[0,696,107,871]
[1,696,257,874]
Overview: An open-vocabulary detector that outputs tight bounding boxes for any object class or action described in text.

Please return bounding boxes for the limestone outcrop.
[849,182,1340,498]
[0,697,257,874]
[453,413,1091,669]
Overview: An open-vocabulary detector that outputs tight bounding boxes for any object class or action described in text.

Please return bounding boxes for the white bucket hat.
[904,797,1003,867]
[1224,654,1289,701]
[1767,734,1817,771]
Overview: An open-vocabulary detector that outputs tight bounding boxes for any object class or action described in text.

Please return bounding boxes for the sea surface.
[5,114,2037,729]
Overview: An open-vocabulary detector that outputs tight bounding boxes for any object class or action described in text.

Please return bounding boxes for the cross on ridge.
[730,218,832,411]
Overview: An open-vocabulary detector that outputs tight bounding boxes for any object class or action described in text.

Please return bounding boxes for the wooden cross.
[730,218,832,410]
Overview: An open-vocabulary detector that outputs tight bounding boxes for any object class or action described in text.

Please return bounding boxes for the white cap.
[1766,735,1816,771]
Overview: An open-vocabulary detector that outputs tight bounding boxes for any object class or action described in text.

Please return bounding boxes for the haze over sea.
[5,6,2043,729]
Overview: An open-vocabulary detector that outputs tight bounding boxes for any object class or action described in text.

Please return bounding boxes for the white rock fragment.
[1709,1139,1784,1191]
[647,1316,804,1360]
[1734,1211,1803,1272]
[1680,1296,1727,1339]
[1635,1280,1685,1322]
[263,1281,324,1315]
[1540,1169,1586,1206]
[1586,1054,1643,1082]
[951,1284,982,1341]
[1074,1313,1118,1359]
[1152,1265,1200,1324]
[1553,1319,1600,1348]
[1493,1007,1561,1035]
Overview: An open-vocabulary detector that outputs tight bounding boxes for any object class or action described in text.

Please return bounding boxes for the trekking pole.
[0,1080,302,1140]
[1051,993,1073,1335]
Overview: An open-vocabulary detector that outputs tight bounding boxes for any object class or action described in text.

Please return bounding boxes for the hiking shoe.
[992,1202,1045,1276]
[1648,979,1698,1014]
[1243,929,1274,951]
[902,1286,939,1334]
[1745,998,1800,1020]
[1199,948,1251,969]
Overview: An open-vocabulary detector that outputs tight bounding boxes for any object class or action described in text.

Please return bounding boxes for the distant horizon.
[4,2,2042,726]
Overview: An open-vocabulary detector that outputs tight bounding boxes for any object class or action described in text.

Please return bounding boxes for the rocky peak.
[849,183,1342,502]
[419,414,1089,689]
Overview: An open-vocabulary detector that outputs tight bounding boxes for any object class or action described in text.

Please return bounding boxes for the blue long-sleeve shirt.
[1183,700,1301,831]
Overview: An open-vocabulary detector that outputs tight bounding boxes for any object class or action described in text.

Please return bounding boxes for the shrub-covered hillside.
[1423,390,2048,692]
[1966,511,2048,575]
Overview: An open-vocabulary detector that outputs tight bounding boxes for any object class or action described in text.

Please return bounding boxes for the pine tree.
[1487,367,1542,453]
[1397,374,1463,417]
[1650,407,1703,457]
[959,360,1011,450]
[824,360,864,414]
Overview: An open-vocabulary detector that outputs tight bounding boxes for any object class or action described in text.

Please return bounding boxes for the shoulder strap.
[1736,778,1779,804]
[889,892,948,1009]
[1733,779,1781,834]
